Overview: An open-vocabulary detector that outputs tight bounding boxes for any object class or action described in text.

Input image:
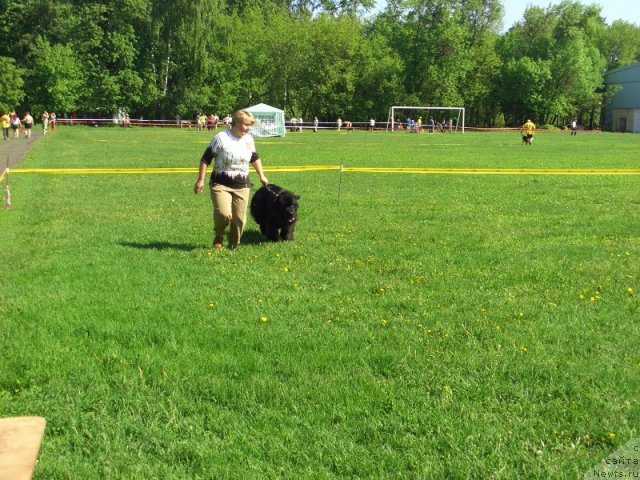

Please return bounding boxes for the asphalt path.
[1,129,43,171]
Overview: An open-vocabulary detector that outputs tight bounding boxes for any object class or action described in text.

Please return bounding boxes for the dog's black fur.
[250,184,299,241]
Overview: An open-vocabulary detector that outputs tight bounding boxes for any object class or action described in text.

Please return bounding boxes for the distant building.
[603,62,640,133]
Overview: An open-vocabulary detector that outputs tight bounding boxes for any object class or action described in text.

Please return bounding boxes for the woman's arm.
[194,160,208,194]
[252,159,269,187]
[194,145,215,194]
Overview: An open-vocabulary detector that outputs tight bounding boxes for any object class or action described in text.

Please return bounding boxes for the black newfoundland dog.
[250,184,299,241]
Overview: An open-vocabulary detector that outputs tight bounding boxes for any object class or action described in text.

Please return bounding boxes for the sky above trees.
[500,0,640,32]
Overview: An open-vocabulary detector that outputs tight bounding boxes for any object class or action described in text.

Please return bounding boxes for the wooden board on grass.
[0,417,46,480]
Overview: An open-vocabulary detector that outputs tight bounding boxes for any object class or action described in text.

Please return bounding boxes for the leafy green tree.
[58,0,151,114]
[457,0,503,126]
[26,37,85,114]
[496,1,608,126]
[152,0,247,118]
[0,57,25,111]
[370,0,505,127]
[495,56,551,125]
[235,3,295,111]
[351,30,405,121]
[599,20,640,69]
[1,0,631,128]
[296,14,362,119]
[234,0,375,17]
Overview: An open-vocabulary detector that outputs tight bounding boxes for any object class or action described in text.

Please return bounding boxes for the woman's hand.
[194,179,204,194]
[259,175,269,187]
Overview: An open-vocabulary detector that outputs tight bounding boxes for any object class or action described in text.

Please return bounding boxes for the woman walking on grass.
[194,109,269,249]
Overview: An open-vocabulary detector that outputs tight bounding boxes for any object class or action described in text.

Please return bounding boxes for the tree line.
[1,0,638,127]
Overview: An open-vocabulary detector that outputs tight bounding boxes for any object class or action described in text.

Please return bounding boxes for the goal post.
[386,106,465,133]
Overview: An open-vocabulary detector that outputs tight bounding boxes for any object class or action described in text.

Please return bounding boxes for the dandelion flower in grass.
[283,266,289,272]
[259,315,268,323]
[627,287,634,294]
[519,345,528,352]
[608,432,616,440]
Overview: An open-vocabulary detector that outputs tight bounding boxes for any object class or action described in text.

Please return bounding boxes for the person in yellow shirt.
[1,111,11,140]
[522,119,536,145]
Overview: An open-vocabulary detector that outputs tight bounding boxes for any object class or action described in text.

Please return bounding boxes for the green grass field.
[1,126,639,478]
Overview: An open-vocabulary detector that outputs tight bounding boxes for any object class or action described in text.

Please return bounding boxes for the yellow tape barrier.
[8,166,640,175]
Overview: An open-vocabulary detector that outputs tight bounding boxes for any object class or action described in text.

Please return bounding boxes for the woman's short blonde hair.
[232,109,255,126]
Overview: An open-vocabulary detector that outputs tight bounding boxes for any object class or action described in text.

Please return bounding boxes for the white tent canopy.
[245,103,286,137]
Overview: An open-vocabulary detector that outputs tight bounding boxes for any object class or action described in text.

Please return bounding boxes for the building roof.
[605,61,640,78]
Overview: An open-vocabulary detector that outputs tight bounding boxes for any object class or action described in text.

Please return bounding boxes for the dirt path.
[1,129,44,171]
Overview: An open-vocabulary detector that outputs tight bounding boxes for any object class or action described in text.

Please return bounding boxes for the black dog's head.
[276,191,300,224]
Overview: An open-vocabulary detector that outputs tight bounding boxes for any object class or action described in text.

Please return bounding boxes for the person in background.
[10,111,21,139]
[522,118,536,145]
[194,109,269,249]
[197,113,207,131]
[41,110,49,135]
[313,116,319,133]
[1,111,10,140]
[571,118,577,136]
[50,112,56,131]
[22,111,34,139]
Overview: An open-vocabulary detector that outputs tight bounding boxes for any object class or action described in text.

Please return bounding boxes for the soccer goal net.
[386,106,465,133]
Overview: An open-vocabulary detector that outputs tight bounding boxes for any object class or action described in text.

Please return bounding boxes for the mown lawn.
[1,126,639,478]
